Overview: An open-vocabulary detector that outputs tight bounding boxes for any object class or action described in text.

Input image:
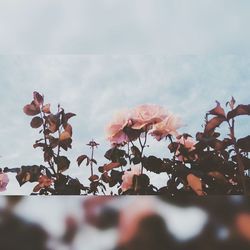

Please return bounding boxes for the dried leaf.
[64,113,76,123]
[60,131,71,141]
[103,162,121,172]
[90,159,97,165]
[89,175,99,182]
[227,104,250,120]
[55,156,70,173]
[42,104,51,114]
[47,114,60,133]
[205,117,226,133]
[237,136,250,152]
[187,174,206,196]
[209,101,226,117]
[33,92,44,106]
[77,155,89,167]
[63,123,73,137]
[23,102,40,116]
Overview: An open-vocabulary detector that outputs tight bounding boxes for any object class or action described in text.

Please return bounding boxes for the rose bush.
[2,92,250,195]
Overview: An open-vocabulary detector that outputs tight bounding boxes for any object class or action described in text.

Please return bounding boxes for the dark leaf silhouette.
[30,117,43,128]
[23,102,40,116]
[237,136,250,152]
[104,162,121,172]
[55,156,70,173]
[209,101,226,117]
[227,104,250,120]
[77,155,89,167]
[205,117,226,133]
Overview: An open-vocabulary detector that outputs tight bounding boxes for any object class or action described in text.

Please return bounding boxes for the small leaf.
[63,123,73,137]
[209,101,226,117]
[55,156,70,173]
[77,155,89,167]
[104,162,121,172]
[205,117,226,133]
[89,175,99,182]
[237,136,250,152]
[59,131,71,141]
[227,104,250,120]
[33,91,44,106]
[47,114,60,133]
[228,96,236,110]
[42,104,51,114]
[187,174,206,196]
[64,113,76,123]
[30,117,43,128]
[33,184,42,193]
[91,159,97,165]
[33,142,46,149]
[23,102,40,116]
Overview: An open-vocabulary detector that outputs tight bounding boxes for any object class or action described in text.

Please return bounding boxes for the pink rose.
[0,173,9,192]
[121,165,141,192]
[150,113,183,141]
[177,136,197,162]
[106,109,131,145]
[131,104,169,130]
[178,136,196,151]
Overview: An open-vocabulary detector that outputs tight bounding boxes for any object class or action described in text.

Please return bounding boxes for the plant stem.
[40,111,57,176]
[140,130,148,174]
[90,145,94,177]
[227,119,247,194]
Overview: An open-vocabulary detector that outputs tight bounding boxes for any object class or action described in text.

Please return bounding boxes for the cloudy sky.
[0,0,249,194]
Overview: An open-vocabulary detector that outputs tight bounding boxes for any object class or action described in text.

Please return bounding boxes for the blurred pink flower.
[106,109,131,145]
[121,165,141,192]
[150,113,183,141]
[0,173,9,192]
[131,104,169,130]
[118,198,156,245]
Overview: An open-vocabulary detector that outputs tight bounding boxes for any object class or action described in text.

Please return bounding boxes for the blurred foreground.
[0,196,250,250]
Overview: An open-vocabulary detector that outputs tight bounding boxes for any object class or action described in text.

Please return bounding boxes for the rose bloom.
[0,172,9,192]
[150,113,183,141]
[178,136,196,151]
[106,109,132,145]
[131,104,169,130]
[121,165,141,192]
[177,136,197,162]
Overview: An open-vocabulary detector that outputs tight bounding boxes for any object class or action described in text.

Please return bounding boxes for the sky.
[0,0,249,195]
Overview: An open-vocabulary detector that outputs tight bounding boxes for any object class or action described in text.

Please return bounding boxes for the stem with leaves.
[227,119,247,194]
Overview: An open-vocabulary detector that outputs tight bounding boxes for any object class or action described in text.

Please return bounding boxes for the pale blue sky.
[0,0,250,54]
